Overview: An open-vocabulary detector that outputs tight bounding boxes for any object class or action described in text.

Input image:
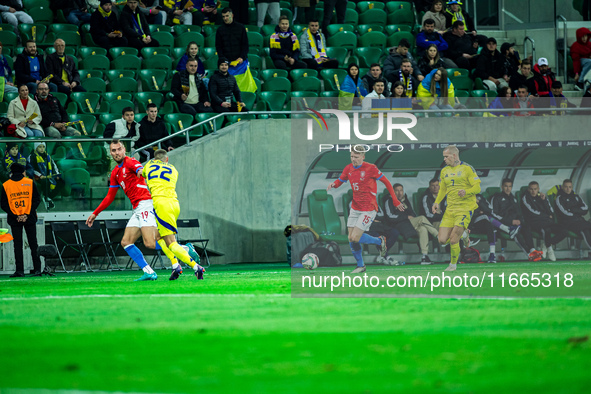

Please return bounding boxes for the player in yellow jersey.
[142,149,205,280]
[432,145,481,272]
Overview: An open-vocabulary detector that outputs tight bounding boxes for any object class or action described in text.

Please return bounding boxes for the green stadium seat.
[106,69,137,82]
[259,91,287,112]
[291,77,321,94]
[359,8,388,25]
[203,55,219,70]
[24,0,49,9]
[109,47,139,58]
[111,55,142,72]
[17,23,47,43]
[244,25,261,34]
[386,1,413,13]
[326,47,349,68]
[165,113,194,133]
[149,25,172,34]
[358,31,387,50]
[172,25,201,36]
[49,23,78,33]
[174,31,204,49]
[307,189,348,243]
[0,23,15,32]
[289,69,319,81]
[241,91,256,110]
[63,168,90,197]
[470,90,497,98]
[344,8,359,25]
[99,113,119,125]
[135,92,164,113]
[44,46,76,57]
[27,6,53,24]
[474,77,485,90]
[202,24,219,38]
[447,68,471,78]
[355,47,383,68]
[80,55,110,72]
[152,31,174,50]
[0,31,17,48]
[260,69,289,82]
[142,55,173,74]
[247,31,264,54]
[387,8,415,25]
[196,112,224,134]
[450,76,473,91]
[320,69,349,91]
[290,91,319,99]
[81,77,107,93]
[141,47,171,58]
[52,31,82,48]
[205,34,216,48]
[108,99,135,114]
[71,114,97,136]
[327,31,357,50]
[260,24,276,37]
[78,69,103,81]
[387,31,416,50]
[200,47,217,60]
[71,92,101,114]
[262,77,291,95]
[356,24,384,35]
[342,189,353,224]
[52,92,68,108]
[325,24,355,37]
[78,47,107,59]
[108,77,138,94]
[358,1,386,12]
[292,24,307,36]
[455,90,470,97]
[385,24,413,34]
[103,92,134,102]
[249,54,262,70]
[140,69,169,93]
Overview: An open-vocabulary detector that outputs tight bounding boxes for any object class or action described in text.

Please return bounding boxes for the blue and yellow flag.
[228,59,257,93]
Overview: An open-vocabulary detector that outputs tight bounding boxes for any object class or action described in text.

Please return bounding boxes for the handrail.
[523,36,536,64]
[555,14,567,79]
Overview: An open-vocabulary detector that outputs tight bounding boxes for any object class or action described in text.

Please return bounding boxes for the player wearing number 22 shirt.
[327,146,404,274]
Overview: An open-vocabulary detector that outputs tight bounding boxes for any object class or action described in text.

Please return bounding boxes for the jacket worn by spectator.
[299,28,328,61]
[419,190,446,223]
[45,52,82,88]
[475,48,507,80]
[532,63,556,97]
[89,5,122,41]
[215,20,249,63]
[170,70,210,108]
[442,31,478,60]
[104,118,140,145]
[415,31,448,57]
[521,192,554,225]
[384,194,418,239]
[509,68,536,95]
[270,27,302,61]
[119,4,153,41]
[14,50,49,85]
[570,27,591,77]
[417,55,446,76]
[208,70,242,107]
[361,72,391,97]
[472,193,493,224]
[35,94,69,128]
[383,46,422,82]
[555,189,589,224]
[422,10,446,32]
[137,115,172,160]
[490,191,521,226]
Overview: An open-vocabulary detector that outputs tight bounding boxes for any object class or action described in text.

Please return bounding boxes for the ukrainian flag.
[228,59,257,93]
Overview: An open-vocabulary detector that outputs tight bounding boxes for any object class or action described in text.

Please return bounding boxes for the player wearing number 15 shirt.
[86,139,159,281]
[327,146,404,274]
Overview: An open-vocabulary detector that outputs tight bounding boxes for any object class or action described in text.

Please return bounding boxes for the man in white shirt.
[362,79,388,118]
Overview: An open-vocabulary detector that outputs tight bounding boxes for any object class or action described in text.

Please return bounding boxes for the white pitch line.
[2,389,165,394]
[0,293,288,301]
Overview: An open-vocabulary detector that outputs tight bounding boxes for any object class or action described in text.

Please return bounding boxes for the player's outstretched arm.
[380,176,405,211]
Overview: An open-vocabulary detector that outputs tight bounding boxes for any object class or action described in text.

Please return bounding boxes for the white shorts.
[347,209,376,232]
[127,199,157,228]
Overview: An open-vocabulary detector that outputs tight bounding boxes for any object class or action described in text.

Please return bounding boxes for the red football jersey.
[335,162,383,212]
[109,156,152,209]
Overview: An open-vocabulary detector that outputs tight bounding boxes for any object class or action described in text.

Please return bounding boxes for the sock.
[142,266,155,274]
[529,248,536,253]
[157,239,177,265]
[450,243,460,265]
[359,233,381,245]
[489,244,495,254]
[350,242,364,267]
[124,244,150,270]
[170,241,197,269]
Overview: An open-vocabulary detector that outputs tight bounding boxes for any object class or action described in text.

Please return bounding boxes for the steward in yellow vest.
[1,163,42,277]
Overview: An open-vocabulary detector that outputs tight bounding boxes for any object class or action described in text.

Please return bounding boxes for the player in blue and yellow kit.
[432,145,481,272]
[142,149,205,280]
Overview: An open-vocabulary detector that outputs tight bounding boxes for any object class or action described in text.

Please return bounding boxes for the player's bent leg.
[438,227,453,246]
[446,226,465,272]
[348,227,365,272]
[140,226,159,249]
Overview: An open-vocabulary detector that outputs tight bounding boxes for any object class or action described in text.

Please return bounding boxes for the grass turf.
[0,262,590,393]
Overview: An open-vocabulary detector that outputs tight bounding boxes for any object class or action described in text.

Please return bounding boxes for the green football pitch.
[1,262,590,394]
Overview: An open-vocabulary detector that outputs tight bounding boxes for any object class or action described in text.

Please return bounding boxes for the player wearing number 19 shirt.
[86,139,159,281]
[327,145,404,273]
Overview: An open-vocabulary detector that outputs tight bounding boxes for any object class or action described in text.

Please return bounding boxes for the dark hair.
[309,19,319,24]
[221,7,232,14]
[528,181,539,187]
[393,183,404,190]
[279,14,289,22]
[551,81,562,89]
[518,84,529,92]
[398,38,410,48]
[122,107,134,115]
[430,0,444,12]
[400,58,412,65]
[423,18,435,26]
[424,43,440,62]
[452,20,465,29]
[391,81,405,97]
[498,86,511,97]
[563,179,573,185]
[373,78,386,86]
[502,178,513,186]
[347,63,360,77]
[521,59,532,67]
[369,63,381,69]
[429,178,439,185]
[110,138,122,146]
[185,41,199,57]
[25,39,36,46]
[147,103,158,110]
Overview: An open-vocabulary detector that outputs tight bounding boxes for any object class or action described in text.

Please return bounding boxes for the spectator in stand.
[209,57,247,113]
[416,19,449,58]
[137,103,173,163]
[487,86,514,116]
[0,0,33,32]
[176,42,207,82]
[417,68,454,115]
[521,181,567,262]
[389,58,419,100]
[570,27,591,90]
[7,85,44,138]
[15,41,58,96]
[85,0,101,13]
[340,63,367,100]
[514,85,535,116]
[475,37,509,92]
[161,0,193,25]
[544,81,577,116]
[171,58,212,116]
[422,0,447,34]
[443,21,478,70]
[294,0,317,25]
[35,82,80,139]
[216,8,249,67]
[4,143,34,178]
[45,39,87,96]
[255,0,279,28]
[362,64,390,97]
[103,107,140,153]
[28,142,64,209]
[196,0,221,25]
[299,19,339,70]
[361,78,388,118]
[0,41,17,95]
[120,0,160,50]
[390,81,413,110]
[383,39,424,84]
[444,1,477,36]
[509,59,536,95]
[555,179,591,249]
[139,0,166,25]
[270,15,307,70]
[90,0,128,50]
[322,0,347,33]
[229,0,248,24]
[420,178,446,229]
[50,0,91,26]
[500,42,520,78]
[532,57,555,97]
[417,44,446,76]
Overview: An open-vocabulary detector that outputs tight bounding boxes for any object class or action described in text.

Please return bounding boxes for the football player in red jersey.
[327,145,405,273]
[86,139,159,281]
